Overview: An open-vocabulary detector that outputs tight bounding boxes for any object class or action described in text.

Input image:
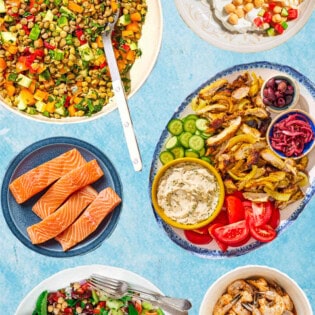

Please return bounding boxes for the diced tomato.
[93,309,100,314]
[134,300,142,314]
[98,301,106,308]
[184,229,213,245]
[268,2,277,10]
[274,23,285,34]
[225,195,245,224]
[22,24,30,35]
[121,43,130,52]
[64,307,73,314]
[287,8,298,20]
[245,201,272,227]
[254,17,263,28]
[268,205,280,229]
[249,223,277,243]
[263,11,273,24]
[208,223,228,252]
[213,220,250,246]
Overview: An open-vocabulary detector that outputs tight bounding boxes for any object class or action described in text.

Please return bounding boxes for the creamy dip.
[156,162,220,225]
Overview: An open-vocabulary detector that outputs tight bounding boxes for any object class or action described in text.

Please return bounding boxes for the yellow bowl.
[151,157,225,230]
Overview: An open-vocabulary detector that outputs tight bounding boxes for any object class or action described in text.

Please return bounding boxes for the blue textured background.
[0,1,314,314]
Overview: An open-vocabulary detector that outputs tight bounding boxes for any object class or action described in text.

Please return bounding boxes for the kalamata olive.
[267,87,276,100]
[286,85,294,94]
[275,90,283,98]
[277,97,286,107]
[266,78,275,89]
[285,95,293,104]
[263,97,273,106]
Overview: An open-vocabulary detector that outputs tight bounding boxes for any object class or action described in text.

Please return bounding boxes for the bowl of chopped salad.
[0,0,162,122]
[15,265,168,315]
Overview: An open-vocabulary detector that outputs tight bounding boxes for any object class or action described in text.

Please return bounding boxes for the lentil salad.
[0,0,147,118]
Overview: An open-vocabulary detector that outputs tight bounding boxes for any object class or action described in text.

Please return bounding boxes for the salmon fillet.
[9,149,86,204]
[27,186,98,244]
[32,160,104,219]
[56,187,121,251]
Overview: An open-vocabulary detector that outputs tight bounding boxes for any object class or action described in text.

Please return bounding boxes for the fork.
[88,274,192,314]
[101,1,142,172]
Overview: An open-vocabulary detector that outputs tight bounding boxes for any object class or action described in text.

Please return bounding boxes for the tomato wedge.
[249,224,277,243]
[244,201,272,227]
[208,223,228,252]
[213,220,249,246]
[268,204,280,230]
[225,195,245,223]
[184,229,213,245]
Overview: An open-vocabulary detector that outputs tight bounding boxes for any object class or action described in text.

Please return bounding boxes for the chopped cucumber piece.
[106,299,124,310]
[60,5,76,19]
[118,14,131,26]
[179,131,192,148]
[185,149,199,158]
[17,74,32,88]
[183,118,197,134]
[54,106,67,116]
[78,43,94,61]
[188,135,204,151]
[159,151,174,165]
[17,95,27,110]
[43,9,54,21]
[165,136,179,150]
[0,0,6,13]
[1,31,17,44]
[35,101,46,113]
[171,146,185,159]
[196,118,209,131]
[167,118,183,136]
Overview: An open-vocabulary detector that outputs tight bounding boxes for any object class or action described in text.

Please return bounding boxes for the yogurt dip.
[156,162,220,225]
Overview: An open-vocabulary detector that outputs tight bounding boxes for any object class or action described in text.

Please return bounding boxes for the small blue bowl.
[267,109,315,159]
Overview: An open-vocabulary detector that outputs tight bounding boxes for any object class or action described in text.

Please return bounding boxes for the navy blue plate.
[1,137,122,257]
[149,61,315,259]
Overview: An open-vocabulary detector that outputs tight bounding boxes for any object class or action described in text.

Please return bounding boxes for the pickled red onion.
[270,113,314,157]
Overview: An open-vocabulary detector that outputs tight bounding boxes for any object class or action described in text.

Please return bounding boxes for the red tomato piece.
[184,229,213,245]
[212,209,229,225]
[263,11,273,23]
[228,232,251,247]
[249,224,277,243]
[245,201,272,227]
[288,8,298,20]
[226,195,245,224]
[208,223,228,252]
[213,220,249,246]
[268,205,280,229]
[274,23,284,34]
[268,2,276,10]
[254,17,263,27]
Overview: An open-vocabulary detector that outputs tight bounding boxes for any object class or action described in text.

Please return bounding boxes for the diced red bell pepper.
[121,43,130,52]
[287,8,298,20]
[22,25,30,35]
[75,28,87,45]
[274,23,285,34]
[26,14,35,21]
[64,95,71,108]
[44,41,56,50]
[254,17,263,28]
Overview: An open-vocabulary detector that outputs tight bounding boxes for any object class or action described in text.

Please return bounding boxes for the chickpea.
[272,13,282,23]
[34,38,43,48]
[232,0,243,6]
[273,5,282,14]
[228,13,239,25]
[224,3,236,14]
[235,7,245,18]
[253,0,264,7]
[244,3,254,12]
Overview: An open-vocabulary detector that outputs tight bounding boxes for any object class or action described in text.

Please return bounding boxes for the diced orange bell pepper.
[96,35,103,48]
[0,57,7,72]
[45,101,55,113]
[20,88,36,105]
[121,30,134,38]
[126,22,140,33]
[111,0,118,12]
[68,1,83,13]
[34,89,49,101]
[130,12,142,22]
[29,81,36,93]
[126,50,136,62]
[4,82,15,97]
[68,104,77,116]
[4,44,18,55]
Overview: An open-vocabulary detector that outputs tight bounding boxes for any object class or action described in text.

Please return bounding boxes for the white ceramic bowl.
[199,265,313,315]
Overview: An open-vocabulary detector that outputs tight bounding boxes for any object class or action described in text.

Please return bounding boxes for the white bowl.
[199,265,313,315]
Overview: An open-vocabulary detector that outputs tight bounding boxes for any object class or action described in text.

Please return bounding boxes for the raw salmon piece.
[9,149,86,204]
[56,187,121,251]
[32,160,104,219]
[27,186,98,244]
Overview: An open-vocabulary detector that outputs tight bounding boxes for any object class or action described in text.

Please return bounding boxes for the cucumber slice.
[183,114,199,122]
[171,146,185,159]
[196,118,209,131]
[185,149,199,158]
[165,136,179,150]
[188,135,204,151]
[183,119,197,134]
[179,131,192,148]
[159,151,174,165]
[167,118,183,136]
[201,156,213,164]
[200,131,213,139]
[199,147,206,157]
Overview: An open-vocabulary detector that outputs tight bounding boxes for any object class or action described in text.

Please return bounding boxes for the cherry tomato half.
[225,195,245,223]
[213,220,249,246]
[184,229,213,245]
[249,224,277,243]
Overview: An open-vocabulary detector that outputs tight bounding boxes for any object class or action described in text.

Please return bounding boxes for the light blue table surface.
[1,1,314,314]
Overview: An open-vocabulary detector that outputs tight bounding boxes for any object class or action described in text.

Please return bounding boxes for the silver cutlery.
[88,274,192,314]
[101,1,142,172]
